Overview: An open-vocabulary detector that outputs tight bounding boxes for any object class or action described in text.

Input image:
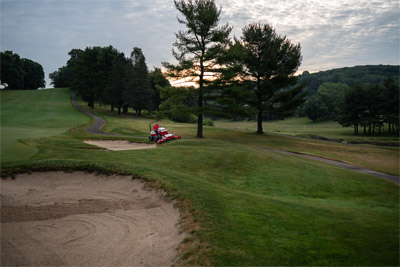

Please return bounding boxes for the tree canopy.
[338,79,399,135]
[232,23,305,133]
[304,82,350,122]
[1,50,45,89]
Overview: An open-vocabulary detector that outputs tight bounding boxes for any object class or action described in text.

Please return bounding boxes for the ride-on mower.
[149,123,181,144]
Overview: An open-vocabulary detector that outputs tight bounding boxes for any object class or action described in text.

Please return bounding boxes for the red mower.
[149,125,181,144]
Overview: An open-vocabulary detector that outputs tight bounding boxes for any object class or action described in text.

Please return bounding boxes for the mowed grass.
[216,117,400,143]
[1,88,399,266]
[0,88,90,162]
[69,102,400,176]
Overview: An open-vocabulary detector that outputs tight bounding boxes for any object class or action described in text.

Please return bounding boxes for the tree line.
[50,46,169,116]
[298,65,399,96]
[338,79,399,135]
[50,0,306,138]
[0,50,46,89]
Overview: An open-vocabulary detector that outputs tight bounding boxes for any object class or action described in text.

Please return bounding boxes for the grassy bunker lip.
[84,140,156,151]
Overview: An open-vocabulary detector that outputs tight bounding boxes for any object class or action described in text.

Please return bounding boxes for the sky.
[1,0,399,88]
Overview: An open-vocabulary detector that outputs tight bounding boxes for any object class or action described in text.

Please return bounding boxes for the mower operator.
[153,123,160,134]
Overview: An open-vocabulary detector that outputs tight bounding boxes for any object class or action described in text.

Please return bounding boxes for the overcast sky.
[1,0,399,87]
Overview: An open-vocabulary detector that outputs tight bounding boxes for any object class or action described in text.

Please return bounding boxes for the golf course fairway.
[1,88,399,266]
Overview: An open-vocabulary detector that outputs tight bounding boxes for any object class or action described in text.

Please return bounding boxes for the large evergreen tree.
[163,0,232,138]
[102,53,129,114]
[234,23,305,133]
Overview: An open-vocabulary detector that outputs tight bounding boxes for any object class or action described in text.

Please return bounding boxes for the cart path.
[71,90,146,138]
[260,147,399,184]
[70,91,399,184]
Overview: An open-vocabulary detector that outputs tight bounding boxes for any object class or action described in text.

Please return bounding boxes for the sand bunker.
[0,171,185,266]
[84,140,156,151]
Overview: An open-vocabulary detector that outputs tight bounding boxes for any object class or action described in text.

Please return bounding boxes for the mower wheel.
[149,136,153,141]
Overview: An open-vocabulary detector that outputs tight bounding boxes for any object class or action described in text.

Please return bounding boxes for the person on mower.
[153,123,160,134]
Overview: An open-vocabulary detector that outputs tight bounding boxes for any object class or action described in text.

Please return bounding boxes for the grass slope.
[1,88,399,266]
[1,89,90,162]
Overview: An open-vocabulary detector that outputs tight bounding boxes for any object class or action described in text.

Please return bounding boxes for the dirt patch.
[84,140,156,151]
[0,171,185,266]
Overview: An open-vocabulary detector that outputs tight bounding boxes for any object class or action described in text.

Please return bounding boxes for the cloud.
[1,0,398,87]
[218,0,399,72]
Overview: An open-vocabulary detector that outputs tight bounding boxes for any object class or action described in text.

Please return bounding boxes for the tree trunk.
[123,105,128,114]
[111,104,114,112]
[197,57,204,138]
[256,77,263,134]
[354,124,357,135]
[118,107,121,115]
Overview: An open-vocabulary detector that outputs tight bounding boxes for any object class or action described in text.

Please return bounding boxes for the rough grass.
[1,88,399,266]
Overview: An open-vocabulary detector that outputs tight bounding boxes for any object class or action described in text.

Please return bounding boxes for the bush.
[203,119,214,126]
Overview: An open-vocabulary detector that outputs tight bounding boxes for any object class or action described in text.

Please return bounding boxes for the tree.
[338,82,398,135]
[124,47,153,116]
[383,78,399,133]
[0,51,24,89]
[163,0,232,138]
[21,58,46,89]
[0,51,45,89]
[149,68,171,111]
[234,23,305,133]
[304,82,349,121]
[304,94,329,122]
[67,46,120,108]
[337,86,363,135]
[158,86,197,123]
[102,53,129,114]
[49,66,72,88]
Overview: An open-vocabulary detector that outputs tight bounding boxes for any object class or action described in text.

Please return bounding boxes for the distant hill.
[297,65,399,95]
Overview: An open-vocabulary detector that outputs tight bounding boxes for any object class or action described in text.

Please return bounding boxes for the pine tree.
[124,47,153,116]
[163,0,232,138]
[234,23,305,133]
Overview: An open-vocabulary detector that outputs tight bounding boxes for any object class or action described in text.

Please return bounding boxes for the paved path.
[70,90,399,184]
[261,147,399,184]
[71,90,146,138]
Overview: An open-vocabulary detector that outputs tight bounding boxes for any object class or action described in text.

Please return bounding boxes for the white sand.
[84,140,156,151]
[1,171,185,266]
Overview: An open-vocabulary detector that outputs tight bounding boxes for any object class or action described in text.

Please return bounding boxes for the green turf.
[216,117,400,143]
[1,88,399,266]
[0,88,90,162]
